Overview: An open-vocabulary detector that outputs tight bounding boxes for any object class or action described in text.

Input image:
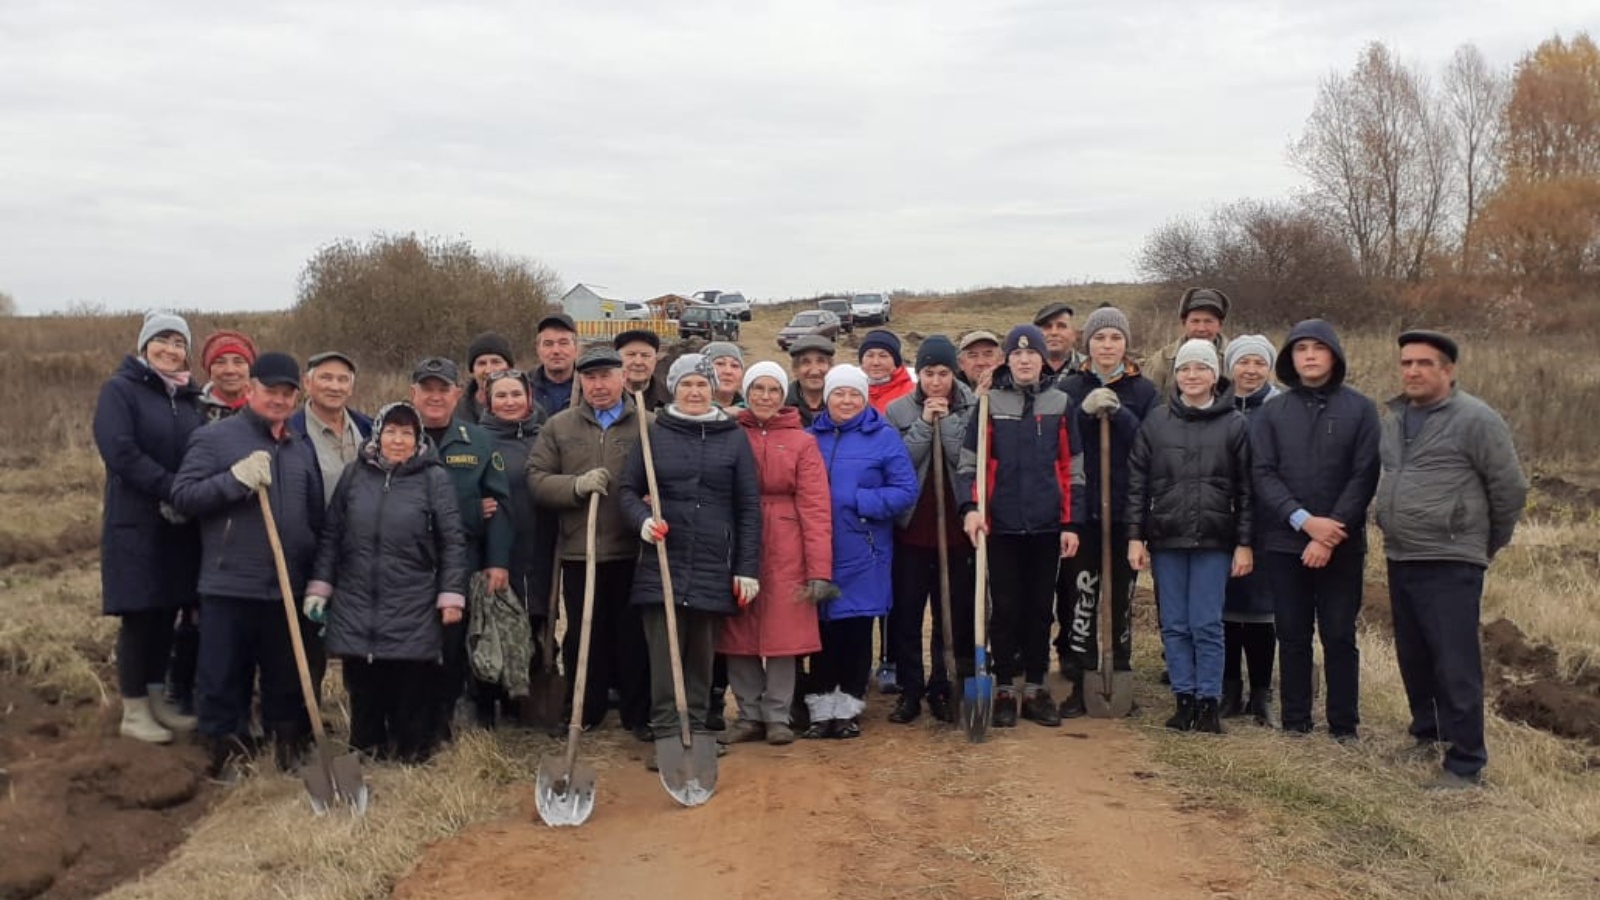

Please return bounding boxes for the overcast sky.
[1,1,1591,313]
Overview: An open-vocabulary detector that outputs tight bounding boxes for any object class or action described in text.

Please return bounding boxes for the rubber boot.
[706,687,728,732]
[120,696,174,744]
[1163,694,1197,732]
[146,682,197,732]
[1246,687,1275,727]
[1059,673,1087,719]
[1219,679,1244,719]
[1194,697,1225,734]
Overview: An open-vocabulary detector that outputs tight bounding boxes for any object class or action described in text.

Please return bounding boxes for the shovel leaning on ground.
[931,416,961,720]
[1084,410,1135,718]
[535,492,601,827]
[259,489,367,815]
[962,393,994,743]
[523,546,568,732]
[637,391,717,806]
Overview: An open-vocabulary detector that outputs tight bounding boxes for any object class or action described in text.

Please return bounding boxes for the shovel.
[535,492,601,826]
[931,416,960,719]
[1084,411,1135,718]
[962,393,993,742]
[259,489,367,815]
[638,392,718,806]
[523,547,567,731]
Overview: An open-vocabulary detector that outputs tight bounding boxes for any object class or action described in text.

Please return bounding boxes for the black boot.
[1022,688,1062,727]
[706,687,727,732]
[1195,697,1225,734]
[1219,679,1244,719]
[1164,694,1197,731]
[206,735,244,781]
[1059,673,1087,719]
[993,690,1019,728]
[269,722,310,771]
[1246,687,1275,726]
[888,694,921,724]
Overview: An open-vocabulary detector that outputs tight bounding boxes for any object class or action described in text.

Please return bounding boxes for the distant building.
[646,293,695,320]
[560,283,627,320]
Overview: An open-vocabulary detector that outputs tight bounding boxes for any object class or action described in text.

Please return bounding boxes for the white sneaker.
[146,684,198,732]
[120,697,175,744]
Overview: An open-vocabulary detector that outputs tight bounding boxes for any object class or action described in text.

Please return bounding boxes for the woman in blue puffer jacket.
[805,365,918,739]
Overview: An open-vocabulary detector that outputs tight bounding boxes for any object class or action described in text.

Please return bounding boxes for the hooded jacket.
[956,366,1086,535]
[1127,383,1253,551]
[621,407,762,615]
[1056,359,1159,525]
[1250,319,1381,555]
[94,355,206,614]
[810,406,919,621]
[309,404,470,662]
[481,407,556,616]
[1224,379,1281,621]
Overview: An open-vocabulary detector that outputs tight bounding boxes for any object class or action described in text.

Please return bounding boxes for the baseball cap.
[249,352,302,389]
[411,356,461,385]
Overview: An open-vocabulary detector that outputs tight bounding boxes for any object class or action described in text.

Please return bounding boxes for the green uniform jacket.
[433,421,514,571]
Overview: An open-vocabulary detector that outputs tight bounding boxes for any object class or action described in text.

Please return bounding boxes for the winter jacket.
[1147,333,1228,398]
[198,382,248,424]
[621,407,762,615]
[1250,319,1381,555]
[1127,385,1253,552]
[785,382,826,428]
[811,406,919,621]
[956,367,1086,535]
[527,394,650,563]
[1041,351,1087,389]
[481,409,556,616]
[718,407,832,656]
[868,366,915,413]
[1376,390,1527,568]
[1056,360,1159,525]
[308,434,470,662]
[170,407,325,601]
[290,406,373,507]
[93,355,206,615]
[288,407,374,444]
[528,366,575,417]
[884,380,976,538]
[631,375,673,412]
[430,421,514,573]
[1225,381,1280,621]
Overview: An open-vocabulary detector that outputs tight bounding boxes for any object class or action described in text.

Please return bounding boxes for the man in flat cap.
[1376,330,1526,790]
[1150,288,1230,397]
[1033,302,1085,388]
[785,335,835,427]
[527,345,654,739]
[530,313,580,415]
[956,330,1003,397]
[616,329,671,412]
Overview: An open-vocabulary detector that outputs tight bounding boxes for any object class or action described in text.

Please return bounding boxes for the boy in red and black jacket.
[957,324,1085,727]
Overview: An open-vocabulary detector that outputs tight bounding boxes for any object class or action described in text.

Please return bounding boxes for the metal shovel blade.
[1083,668,1136,719]
[299,756,336,816]
[655,735,718,807]
[329,750,369,815]
[535,753,597,826]
[524,668,567,732]
[962,676,993,744]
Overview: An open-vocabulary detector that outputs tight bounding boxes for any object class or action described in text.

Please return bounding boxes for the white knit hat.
[824,364,870,403]
[742,360,789,397]
[1174,338,1219,374]
[137,310,191,353]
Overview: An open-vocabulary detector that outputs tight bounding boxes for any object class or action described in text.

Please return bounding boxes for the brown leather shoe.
[717,719,766,745]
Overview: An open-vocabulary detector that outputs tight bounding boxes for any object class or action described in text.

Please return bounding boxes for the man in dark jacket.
[409,357,515,734]
[291,351,372,505]
[459,331,516,423]
[171,352,326,773]
[785,335,834,426]
[1034,302,1086,387]
[1251,319,1380,740]
[617,329,671,412]
[956,330,1002,396]
[1377,330,1526,789]
[1149,288,1230,397]
[529,313,579,415]
[958,325,1085,728]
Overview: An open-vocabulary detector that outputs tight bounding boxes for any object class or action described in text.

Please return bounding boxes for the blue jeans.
[1151,551,1231,699]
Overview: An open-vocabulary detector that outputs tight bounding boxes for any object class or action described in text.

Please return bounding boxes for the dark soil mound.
[1498,681,1600,744]
[1482,617,1559,678]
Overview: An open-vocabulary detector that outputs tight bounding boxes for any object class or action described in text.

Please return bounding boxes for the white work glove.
[1081,387,1122,417]
[574,467,611,498]
[733,576,761,606]
[302,594,328,623]
[158,501,188,525]
[640,517,669,544]
[230,450,273,490]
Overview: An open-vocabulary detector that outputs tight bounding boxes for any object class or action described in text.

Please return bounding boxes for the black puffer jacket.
[309,404,470,662]
[1127,383,1253,551]
[621,407,761,615]
[481,409,556,617]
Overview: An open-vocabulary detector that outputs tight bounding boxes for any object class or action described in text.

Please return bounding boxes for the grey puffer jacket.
[1128,384,1253,552]
[1376,390,1527,568]
[309,404,470,662]
[884,380,976,529]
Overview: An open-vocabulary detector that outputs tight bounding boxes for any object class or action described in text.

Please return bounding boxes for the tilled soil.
[0,670,214,900]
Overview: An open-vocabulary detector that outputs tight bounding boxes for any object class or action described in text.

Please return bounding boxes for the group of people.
[96,288,1527,790]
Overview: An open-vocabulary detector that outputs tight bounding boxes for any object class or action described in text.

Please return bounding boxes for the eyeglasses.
[487,369,526,382]
[148,334,188,350]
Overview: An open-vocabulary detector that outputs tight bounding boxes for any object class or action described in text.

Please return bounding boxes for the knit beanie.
[466,331,515,369]
[858,329,903,367]
[824,364,870,404]
[1174,338,1220,374]
[1081,306,1131,346]
[200,329,258,371]
[702,341,743,365]
[741,360,789,398]
[913,335,959,373]
[137,310,191,354]
[668,353,716,394]
[1224,334,1276,374]
[1002,324,1047,358]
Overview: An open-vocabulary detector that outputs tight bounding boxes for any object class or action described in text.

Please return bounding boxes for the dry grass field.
[3,283,1599,899]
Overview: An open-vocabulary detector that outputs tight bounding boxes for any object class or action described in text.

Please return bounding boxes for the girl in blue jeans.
[1126,339,1254,734]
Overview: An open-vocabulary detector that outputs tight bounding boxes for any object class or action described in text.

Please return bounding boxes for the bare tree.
[1443,44,1509,272]
[1135,215,1214,282]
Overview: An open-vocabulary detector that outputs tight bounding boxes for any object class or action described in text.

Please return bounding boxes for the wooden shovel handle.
[635,392,693,748]
[564,493,603,742]
[259,488,327,742]
[932,416,958,682]
[1099,412,1115,672]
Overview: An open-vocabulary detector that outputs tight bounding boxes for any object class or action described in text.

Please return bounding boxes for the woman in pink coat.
[718,362,835,746]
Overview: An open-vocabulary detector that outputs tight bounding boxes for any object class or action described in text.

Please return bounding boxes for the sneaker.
[993,690,1019,728]
[876,663,901,695]
[1021,689,1062,727]
[888,695,921,724]
[717,719,766,745]
[766,723,796,745]
[1425,769,1482,792]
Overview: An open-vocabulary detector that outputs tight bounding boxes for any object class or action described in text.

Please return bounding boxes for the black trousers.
[196,595,306,739]
[1262,548,1364,735]
[1388,561,1488,777]
[343,657,438,763]
[117,608,177,698]
[562,559,650,730]
[1224,622,1276,690]
[1056,523,1135,677]
[815,616,875,700]
[168,607,199,702]
[889,541,974,699]
[641,604,718,737]
[987,533,1061,685]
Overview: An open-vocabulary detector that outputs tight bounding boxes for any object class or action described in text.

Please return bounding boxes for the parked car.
[776,310,841,351]
[679,306,742,342]
[850,291,891,325]
[619,301,649,320]
[693,289,752,322]
[817,297,855,334]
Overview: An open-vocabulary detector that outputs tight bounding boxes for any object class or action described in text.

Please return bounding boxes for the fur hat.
[1178,287,1230,321]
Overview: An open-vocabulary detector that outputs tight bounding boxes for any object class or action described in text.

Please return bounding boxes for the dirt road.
[396,697,1315,900]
